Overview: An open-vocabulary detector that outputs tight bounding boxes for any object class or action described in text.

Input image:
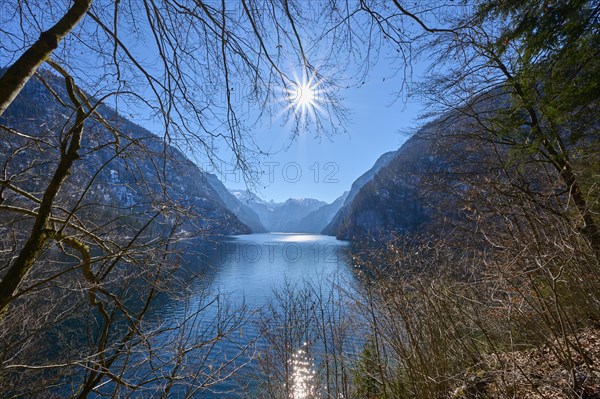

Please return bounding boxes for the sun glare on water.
[290,344,317,399]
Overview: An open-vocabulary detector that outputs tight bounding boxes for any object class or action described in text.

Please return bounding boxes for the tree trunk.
[558,160,600,263]
[0,0,92,115]
[0,75,85,317]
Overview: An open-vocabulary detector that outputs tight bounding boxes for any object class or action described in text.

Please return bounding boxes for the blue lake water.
[204,233,352,304]
[146,233,356,398]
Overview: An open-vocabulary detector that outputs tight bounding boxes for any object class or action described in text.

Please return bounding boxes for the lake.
[147,233,357,398]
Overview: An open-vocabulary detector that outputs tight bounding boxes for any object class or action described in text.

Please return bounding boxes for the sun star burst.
[284,71,323,120]
[293,82,316,108]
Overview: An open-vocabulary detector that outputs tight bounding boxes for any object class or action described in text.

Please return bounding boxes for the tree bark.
[0,75,85,318]
[558,160,600,262]
[490,53,600,263]
[0,0,92,115]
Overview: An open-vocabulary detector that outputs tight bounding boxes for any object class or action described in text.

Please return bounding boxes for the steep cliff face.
[332,133,432,240]
[0,73,250,235]
[205,174,267,233]
[322,151,396,236]
[323,119,460,240]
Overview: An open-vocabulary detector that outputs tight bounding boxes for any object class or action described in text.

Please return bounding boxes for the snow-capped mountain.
[205,176,267,233]
[230,190,327,232]
[294,191,348,233]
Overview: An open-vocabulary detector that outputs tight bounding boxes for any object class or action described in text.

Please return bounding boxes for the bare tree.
[2,0,598,397]
[0,2,341,396]
[252,276,357,399]
[420,1,600,260]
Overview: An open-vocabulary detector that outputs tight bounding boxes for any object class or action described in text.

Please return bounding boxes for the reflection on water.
[272,233,326,242]
[291,343,317,399]
[202,233,351,306]
[154,233,354,398]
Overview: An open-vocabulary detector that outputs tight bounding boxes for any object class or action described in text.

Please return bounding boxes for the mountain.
[330,132,432,240]
[229,190,282,230]
[322,151,396,235]
[323,88,524,241]
[0,72,251,236]
[230,190,327,232]
[294,191,348,233]
[205,175,267,233]
[271,198,328,232]
[345,151,398,206]
[322,117,465,240]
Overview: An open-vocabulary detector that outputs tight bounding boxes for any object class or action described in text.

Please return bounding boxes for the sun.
[283,71,323,118]
[276,68,331,128]
[293,83,316,108]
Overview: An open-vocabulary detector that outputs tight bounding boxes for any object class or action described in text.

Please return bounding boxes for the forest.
[1,1,599,398]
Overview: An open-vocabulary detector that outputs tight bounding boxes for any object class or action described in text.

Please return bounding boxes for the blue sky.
[1,1,431,205]
[218,59,428,203]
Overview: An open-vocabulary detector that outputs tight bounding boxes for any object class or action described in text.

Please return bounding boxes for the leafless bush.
[250,275,359,399]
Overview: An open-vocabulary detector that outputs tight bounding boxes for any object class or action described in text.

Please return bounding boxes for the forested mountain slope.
[322,151,396,236]
[0,72,250,236]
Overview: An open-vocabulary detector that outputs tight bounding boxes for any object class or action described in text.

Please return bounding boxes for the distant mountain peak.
[227,189,337,233]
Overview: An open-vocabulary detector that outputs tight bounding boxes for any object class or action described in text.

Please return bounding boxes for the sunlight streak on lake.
[290,344,317,399]
[275,233,323,242]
